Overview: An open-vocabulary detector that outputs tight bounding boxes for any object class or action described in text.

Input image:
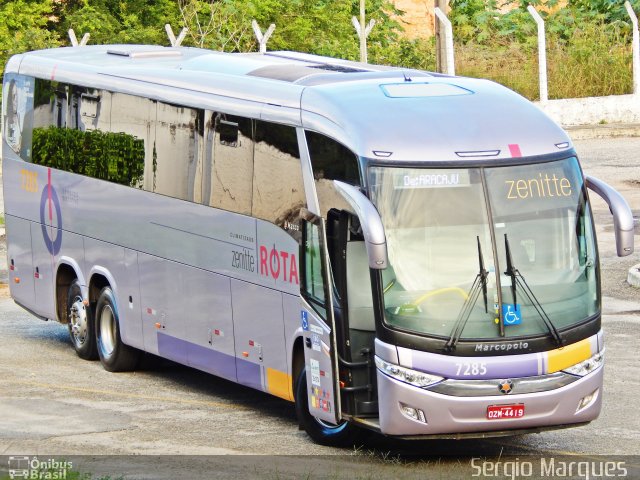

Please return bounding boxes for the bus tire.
[294,367,361,447]
[67,280,98,360]
[95,287,140,372]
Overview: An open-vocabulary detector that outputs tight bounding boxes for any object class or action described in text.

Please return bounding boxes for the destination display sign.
[394,170,470,189]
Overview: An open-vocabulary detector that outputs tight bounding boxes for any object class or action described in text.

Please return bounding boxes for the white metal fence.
[432,2,640,127]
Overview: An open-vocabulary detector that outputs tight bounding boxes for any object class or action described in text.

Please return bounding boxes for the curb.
[628,264,640,288]
[565,123,640,140]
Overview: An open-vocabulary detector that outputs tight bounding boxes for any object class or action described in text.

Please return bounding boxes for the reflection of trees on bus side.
[31,126,145,187]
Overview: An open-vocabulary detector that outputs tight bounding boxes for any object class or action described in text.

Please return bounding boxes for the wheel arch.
[55,258,85,324]
[87,267,117,309]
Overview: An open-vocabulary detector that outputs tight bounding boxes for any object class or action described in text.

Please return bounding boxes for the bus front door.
[300,209,341,425]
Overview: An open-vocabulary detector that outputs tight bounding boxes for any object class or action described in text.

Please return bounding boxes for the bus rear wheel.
[67,280,98,360]
[294,367,361,447]
[95,287,140,372]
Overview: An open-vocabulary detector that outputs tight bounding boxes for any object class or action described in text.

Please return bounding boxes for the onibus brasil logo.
[8,456,76,479]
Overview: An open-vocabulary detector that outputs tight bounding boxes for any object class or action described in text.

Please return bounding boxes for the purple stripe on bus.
[157,331,189,366]
[401,347,540,380]
[157,332,238,382]
[187,341,237,383]
[236,358,262,391]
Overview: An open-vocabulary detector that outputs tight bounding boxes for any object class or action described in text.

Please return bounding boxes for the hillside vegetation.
[0,0,637,100]
[450,0,636,99]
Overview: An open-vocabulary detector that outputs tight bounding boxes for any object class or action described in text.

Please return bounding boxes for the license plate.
[486,404,525,420]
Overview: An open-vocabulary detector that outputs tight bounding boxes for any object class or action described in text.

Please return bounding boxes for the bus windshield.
[368,157,599,341]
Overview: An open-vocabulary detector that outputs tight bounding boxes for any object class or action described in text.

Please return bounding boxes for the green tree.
[177,0,403,61]
[0,0,60,78]
[178,0,256,51]
[449,0,640,45]
[56,0,180,46]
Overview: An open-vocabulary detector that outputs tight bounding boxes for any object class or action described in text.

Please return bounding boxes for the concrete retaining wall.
[535,94,640,127]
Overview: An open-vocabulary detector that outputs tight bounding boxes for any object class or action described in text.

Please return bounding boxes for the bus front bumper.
[377,367,603,436]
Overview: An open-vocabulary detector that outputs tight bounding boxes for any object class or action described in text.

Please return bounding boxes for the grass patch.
[450,20,632,101]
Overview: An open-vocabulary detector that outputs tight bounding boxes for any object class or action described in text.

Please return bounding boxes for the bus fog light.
[375,356,443,388]
[400,403,427,423]
[563,350,604,377]
[577,389,599,413]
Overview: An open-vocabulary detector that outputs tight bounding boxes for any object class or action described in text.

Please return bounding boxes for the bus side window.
[252,121,306,239]
[33,79,57,131]
[153,101,202,202]
[108,92,153,189]
[31,79,70,168]
[305,131,360,219]
[209,113,254,215]
[3,74,34,160]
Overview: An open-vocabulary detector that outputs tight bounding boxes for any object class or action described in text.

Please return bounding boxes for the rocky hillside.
[393,0,435,38]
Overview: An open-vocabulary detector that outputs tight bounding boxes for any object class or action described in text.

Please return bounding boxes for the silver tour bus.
[2,45,634,446]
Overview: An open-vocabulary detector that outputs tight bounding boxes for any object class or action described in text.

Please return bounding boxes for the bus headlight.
[563,350,604,377]
[374,356,443,388]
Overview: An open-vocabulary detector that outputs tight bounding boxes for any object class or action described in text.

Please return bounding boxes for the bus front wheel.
[95,287,140,372]
[294,367,361,447]
[67,280,98,360]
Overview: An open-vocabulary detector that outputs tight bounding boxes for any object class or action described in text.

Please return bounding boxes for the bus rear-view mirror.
[586,176,635,257]
[333,180,388,269]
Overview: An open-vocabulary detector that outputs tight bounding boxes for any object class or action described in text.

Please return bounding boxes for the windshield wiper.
[504,234,564,347]
[444,236,489,352]
[477,236,489,314]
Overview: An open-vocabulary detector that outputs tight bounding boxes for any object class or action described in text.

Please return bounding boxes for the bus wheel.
[294,367,361,447]
[67,280,98,360]
[95,287,140,372]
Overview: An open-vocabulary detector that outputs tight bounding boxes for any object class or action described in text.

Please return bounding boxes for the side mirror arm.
[333,181,388,269]
[586,176,635,257]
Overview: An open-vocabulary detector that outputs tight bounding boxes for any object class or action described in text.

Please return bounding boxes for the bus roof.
[7,44,571,162]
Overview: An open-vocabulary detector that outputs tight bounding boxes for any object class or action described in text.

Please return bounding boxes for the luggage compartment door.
[5,215,35,309]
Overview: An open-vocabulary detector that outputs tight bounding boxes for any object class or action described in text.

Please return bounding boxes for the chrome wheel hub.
[99,305,116,358]
[69,297,88,345]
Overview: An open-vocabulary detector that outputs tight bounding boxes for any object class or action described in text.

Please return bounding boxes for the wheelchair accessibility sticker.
[502,304,522,325]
